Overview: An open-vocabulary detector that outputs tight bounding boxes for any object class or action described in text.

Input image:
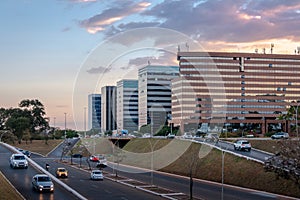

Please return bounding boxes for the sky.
[1,0,300,130]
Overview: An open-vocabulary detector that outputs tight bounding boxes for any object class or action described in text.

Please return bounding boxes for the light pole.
[148,139,159,185]
[84,107,87,138]
[64,113,67,139]
[296,104,299,140]
[221,150,225,200]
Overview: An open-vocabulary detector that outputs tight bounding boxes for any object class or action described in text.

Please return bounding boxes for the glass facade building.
[138,65,179,133]
[88,94,101,130]
[117,79,139,133]
[101,86,117,132]
[172,51,300,134]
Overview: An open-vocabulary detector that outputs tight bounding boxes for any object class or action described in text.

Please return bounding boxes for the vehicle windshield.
[38,176,51,182]
[242,142,249,144]
[93,171,102,175]
[59,169,66,172]
[14,155,25,160]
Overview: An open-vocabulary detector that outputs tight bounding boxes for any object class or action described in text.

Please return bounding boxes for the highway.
[1,138,297,200]
[0,144,77,200]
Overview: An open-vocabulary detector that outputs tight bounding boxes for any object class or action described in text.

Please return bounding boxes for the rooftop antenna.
[262,48,266,54]
[177,45,180,52]
[297,46,300,54]
[185,42,189,52]
[270,43,274,54]
[255,48,258,53]
[147,60,151,65]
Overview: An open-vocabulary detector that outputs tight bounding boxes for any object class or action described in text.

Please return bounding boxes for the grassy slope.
[12,139,63,156]
[123,138,300,198]
[0,171,24,200]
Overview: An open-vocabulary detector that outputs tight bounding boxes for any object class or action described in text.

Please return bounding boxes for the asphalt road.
[193,138,273,162]
[30,138,165,200]
[0,144,78,200]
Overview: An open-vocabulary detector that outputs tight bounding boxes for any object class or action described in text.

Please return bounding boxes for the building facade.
[88,94,101,130]
[138,65,179,134]
[172,51,300,135]
[101,86,117,132]
[117,79,139,133]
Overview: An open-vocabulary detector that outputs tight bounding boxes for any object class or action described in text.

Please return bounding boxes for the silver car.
[271,132,289,139]
[32,174,54,192]
[90,170,104,180]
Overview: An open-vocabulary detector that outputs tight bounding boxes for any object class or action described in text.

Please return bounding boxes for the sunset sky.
[1,0,300,130]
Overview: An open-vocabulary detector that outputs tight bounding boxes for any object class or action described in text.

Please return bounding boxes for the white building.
[138,65,179,134]
[117,79,139,133]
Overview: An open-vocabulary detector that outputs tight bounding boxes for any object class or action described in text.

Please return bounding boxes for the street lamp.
[64,113,67,139]
[84,107,87,138]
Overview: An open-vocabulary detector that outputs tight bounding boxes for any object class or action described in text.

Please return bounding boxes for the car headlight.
[14,161,17,165]
[50,184,54,188]
[39,185,43,189]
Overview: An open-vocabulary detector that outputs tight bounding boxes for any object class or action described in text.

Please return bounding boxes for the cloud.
[86,66,111,74]
[79,0,151,34]
[106,0,300,44]
[67,0,97,2]
[61,27,71,32]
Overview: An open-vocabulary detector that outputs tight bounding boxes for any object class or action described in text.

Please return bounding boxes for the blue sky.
[1,0,300,130]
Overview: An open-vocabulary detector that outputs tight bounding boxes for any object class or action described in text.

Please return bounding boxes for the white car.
[90,170,104,180]
[271,132,289,139]
[10,153,28,169]
[233,140,251,151]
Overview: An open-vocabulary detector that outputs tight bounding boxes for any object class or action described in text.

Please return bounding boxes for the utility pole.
[64,113,67,139]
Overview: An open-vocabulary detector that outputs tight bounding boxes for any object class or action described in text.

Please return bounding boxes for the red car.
[89,155,99,162]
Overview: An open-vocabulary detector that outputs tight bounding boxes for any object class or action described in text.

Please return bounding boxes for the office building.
[88,94,101,130]
[138,65,179,134]
[101,86,117,132]
[117,79,139,133]
[172,51,300,134]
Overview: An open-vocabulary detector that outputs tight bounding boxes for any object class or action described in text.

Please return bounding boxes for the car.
[56,167,68,178]
[167,133,175,139]
[183,133,193,139]
[32,174,54,192]
[233,140,251,151]
[23,150,31,157]
[90,170,104,180]
[271,132,289,139]
[89,155,100,162]
[9,153,28,169]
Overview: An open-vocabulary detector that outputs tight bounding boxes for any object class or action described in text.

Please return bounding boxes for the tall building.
[101,86,117,132]
[138,65,179,134]
[117,79,139,133]
[88,94,101,130]
[172,51,300,134]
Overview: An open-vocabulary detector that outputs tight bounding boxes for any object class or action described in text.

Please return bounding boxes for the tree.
[264,139,300,185]
[19,99,49,134]
[5,116,30,144]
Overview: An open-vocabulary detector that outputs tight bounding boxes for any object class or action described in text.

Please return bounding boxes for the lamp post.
[64,113,67,139]
[84,107,87,138]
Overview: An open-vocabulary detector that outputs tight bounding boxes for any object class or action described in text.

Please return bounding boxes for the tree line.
[0,99,49,144]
